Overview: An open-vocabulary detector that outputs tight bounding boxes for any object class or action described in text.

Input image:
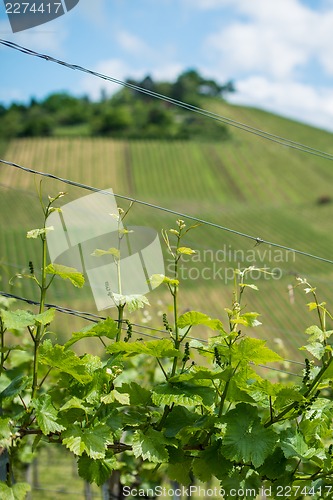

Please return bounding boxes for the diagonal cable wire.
[0,290,305,374]
[1,157,333,265]
[1,39,333,161]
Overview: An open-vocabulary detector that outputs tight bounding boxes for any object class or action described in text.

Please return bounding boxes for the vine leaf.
[230,312,262,327]
[65,318,118,348]
[222,468,261,500]
[232,338,283,365]
[164,406,199,438]
[167,448,193,485]
[149,274,179,287]
[176,247,196,255]
[32,394,65,435]
[177,311,225,333]
[280,430,318,460]
[1,309,55,330]
[192,442,233,482]
[0,482,31,500]
[258,447,288,480]
[1,310,36,330]
[305,325,325,342]
[27,227,53,238]
[152,382,215,407]
[34,309,55,325]
[300,341,325,359]
[107,339,180,358]
[169,366,226,383]
[62,424,112,459]
[0,417,12,447]
[77,454,117,486]
[111,293,150,312]
[0,374,31,401]
[39,340,92,383]
[116,382,151,405]
[132,428,172,463]
[45,263,85,288]
[221,403,278,467]
[91,247,120,259]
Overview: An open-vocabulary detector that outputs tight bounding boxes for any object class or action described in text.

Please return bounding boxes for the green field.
[1,101,333,362]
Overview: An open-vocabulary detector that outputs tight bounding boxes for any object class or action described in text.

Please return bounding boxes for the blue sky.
[1,0,333,131]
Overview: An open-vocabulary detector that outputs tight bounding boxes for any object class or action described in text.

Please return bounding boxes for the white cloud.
[204,0,333,80]
[117,30,153,57]
[196,0,333,130]
[228,76,333,131]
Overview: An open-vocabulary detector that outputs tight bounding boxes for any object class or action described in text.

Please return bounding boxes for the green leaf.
[78,454,117,486]
[192,442,233,482]
[91,247,120,259]
[177,311,225,333]
[27,227,53,239]
[1,309,35,330]
[300,342,325,359]
[148,274,166,288]
[1,308,55,330]
[111,293,150,312]
[305,325,325,342]
[0,417,12,447]
[169,366,226,384]
[164,406,199,437]
[60,396,93,413]
[280,430,317,460]
[231,312,262,327]
[152,382,215,408]
[0,374,31,400]
[274,386,304,410]
[150,274,179,287]
[232,338,283,365]
[177,247,196,255]
[117,382,151,406]
[0,482,31,500]
[32,394,65,435]
[132,428,171,463]
[34,308,55,326]
[240,283,259,291]
[222,468,261,499]
[107,339,180,358]
[39,341,92,383]
[45,263,85,288]
[65,318,118,348]
[62,423,112,459]
[258,447,288,480]
[167,448,193,485]
[222,403,278,467]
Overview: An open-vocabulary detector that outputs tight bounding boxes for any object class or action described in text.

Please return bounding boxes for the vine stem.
[0,317,5,373]
[31,232,47,400]
[116,305,125,343]
[265,355,333,427]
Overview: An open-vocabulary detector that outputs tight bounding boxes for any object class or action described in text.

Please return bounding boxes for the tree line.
[0,70,235,140]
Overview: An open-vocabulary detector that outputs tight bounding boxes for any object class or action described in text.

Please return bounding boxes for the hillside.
[1,100,333,362]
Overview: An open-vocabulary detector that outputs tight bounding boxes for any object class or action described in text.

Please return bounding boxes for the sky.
[1,0,333,132]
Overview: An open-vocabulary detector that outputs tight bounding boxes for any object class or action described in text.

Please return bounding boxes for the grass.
[1,101,333,362]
